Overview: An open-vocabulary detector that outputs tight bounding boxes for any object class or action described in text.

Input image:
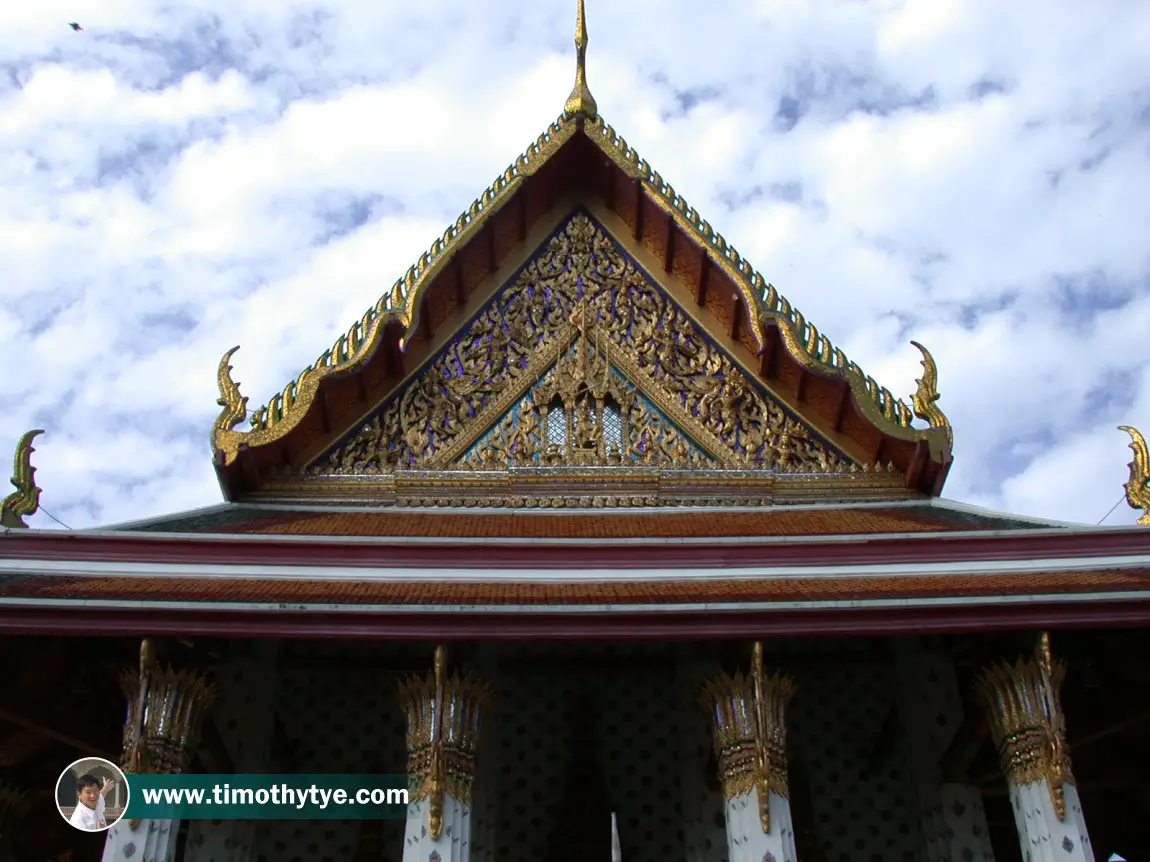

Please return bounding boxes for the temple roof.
[2,517,1148,637]
[100,498,1070,539]
[208,3,954,505]
[4,491,1147,636]
[4,567,1147,609]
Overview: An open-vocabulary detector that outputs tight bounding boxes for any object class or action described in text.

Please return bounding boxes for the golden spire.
[564,0,598,119]
[1118,425,1150,525]
[0,430,44,529]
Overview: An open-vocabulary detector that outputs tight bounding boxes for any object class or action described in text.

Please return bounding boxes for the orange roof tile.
[212,507,990,538]
[5,568,1147,605]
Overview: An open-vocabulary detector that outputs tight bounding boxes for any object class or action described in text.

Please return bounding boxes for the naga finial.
[1118,425,1150,525]
[563,0,598,120]
[211,346,248,452]
[909,341,953,447]
[428,644,448,840]
[124,638,157,777]
[1034,631,1068,820]
[750,641,771,833]
[0,430,45,529]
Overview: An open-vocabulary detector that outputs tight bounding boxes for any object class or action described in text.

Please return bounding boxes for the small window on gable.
[603,401,622,448]
[547,403,567,446]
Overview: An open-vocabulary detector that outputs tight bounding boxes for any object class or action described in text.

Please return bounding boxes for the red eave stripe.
[0,598,1148,639]
[0,527,1148,569]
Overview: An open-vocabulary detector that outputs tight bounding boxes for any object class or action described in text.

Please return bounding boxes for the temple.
[2,3,1150,861]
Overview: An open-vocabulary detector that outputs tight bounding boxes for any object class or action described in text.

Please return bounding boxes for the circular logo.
[56,757,130,832]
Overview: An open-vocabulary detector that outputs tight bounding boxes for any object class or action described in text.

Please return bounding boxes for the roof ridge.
[927,497,1085,528]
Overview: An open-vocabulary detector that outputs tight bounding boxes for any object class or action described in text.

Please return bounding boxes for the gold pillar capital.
[119,639,216,776]
[975,633,1073,820]
[397,659,492,811]
[700,652,795,833]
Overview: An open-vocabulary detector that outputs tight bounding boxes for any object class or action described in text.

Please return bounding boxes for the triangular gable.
[309,211,852,475]
[211,12,954,503]
[212,116,951,470]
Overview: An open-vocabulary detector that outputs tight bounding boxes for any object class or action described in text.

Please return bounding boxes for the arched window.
[547,402,567,446]
[602,401,623,449]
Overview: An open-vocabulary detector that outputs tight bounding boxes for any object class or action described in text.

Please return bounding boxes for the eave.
[3,521,1149,569]
[3,524,1149,637]
[210,113,954,500]
[1,597,1148,641]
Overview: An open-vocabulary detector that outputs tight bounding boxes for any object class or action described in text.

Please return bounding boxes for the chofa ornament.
[910,341,952,448]
[0,429,44,529]
[1118,425,1149,525]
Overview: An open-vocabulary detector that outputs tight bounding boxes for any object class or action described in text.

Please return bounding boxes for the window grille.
[547,404,567,446]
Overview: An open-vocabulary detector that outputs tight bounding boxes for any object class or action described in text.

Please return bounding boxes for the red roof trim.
[0,597,1147,639]
[1,526,1149,570]
[6,568,1147,605]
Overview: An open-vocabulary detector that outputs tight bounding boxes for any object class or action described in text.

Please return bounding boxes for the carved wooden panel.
[309,213,851,475]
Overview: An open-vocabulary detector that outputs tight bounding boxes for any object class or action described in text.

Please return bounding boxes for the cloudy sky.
[1,0,1147,530]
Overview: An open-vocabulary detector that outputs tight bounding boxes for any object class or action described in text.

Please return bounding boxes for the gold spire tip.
[564,0,598,120]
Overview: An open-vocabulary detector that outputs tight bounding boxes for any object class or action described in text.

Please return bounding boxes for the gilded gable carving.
[458,345,715,470]
[309,213,850,475]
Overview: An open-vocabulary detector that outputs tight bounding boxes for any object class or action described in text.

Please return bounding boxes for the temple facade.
[1,3,1149,861]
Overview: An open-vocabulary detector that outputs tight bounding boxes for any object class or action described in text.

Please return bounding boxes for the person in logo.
[69,773,114,830]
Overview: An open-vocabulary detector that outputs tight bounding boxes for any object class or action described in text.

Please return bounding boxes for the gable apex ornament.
[0,430,44,529]
[1119,425,1149,525]
[211,345,249,457]
[563,0,598,119]
[909,341,952,448]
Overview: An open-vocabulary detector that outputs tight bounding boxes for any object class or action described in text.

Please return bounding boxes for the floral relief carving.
[309,213,849,475]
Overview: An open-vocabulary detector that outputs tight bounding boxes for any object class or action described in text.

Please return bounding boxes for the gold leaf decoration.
[308,214,850,476]
[1119,425,1150,525]
[0,430,44,529]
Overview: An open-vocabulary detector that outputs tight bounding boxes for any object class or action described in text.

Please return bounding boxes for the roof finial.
[1118,425,1149,525]
[564,0,598,120]
[0,430,44,529]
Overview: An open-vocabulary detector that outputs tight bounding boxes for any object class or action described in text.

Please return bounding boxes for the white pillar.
[722,787,796,862]
[1006,781,1093,861]
[103,818,179,862]
[102,644,216,862]
[700,651,797,862]
[397,664,491,862]
[978,634,1094,862]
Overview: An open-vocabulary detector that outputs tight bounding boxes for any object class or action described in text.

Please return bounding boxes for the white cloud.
[0,0,1145,529]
